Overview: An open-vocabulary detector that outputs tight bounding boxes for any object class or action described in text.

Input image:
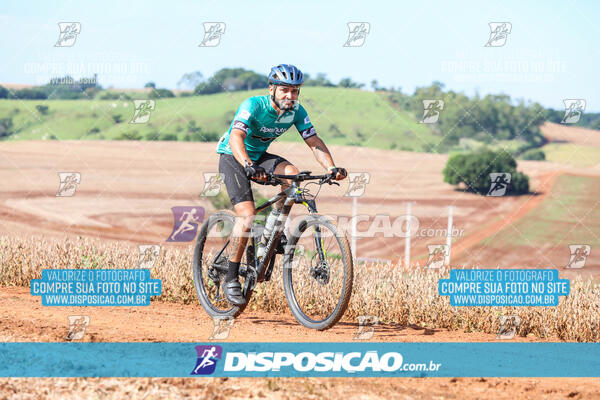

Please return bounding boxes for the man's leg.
[272,161,299,209]
[218,154,256,306]
[222,201,254,306]
[252,155,299,258]
[226,200,255,279]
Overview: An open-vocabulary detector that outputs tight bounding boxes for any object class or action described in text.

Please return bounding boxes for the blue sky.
[1,0,599,110]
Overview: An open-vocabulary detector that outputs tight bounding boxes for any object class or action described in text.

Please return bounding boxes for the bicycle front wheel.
[283,215,354,330]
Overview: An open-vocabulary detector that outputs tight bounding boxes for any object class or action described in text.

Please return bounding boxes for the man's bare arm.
[304,135,335,169]
[228,129,253,166]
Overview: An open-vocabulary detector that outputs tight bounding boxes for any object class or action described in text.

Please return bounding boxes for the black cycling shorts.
[218,152,290,206]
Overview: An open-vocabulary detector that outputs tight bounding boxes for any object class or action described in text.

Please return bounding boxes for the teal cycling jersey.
[216,95,316,161]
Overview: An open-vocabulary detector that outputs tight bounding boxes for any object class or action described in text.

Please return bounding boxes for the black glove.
[244,163,266,179]
[329,167,347,180]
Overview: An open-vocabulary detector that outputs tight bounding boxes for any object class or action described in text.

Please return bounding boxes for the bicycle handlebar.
[252,170,340,186]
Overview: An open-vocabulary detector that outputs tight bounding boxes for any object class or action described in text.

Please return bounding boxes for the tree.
[177,71,203,90]
[11,88,47,100]
[144,82,156,89]
[304,73,335,87]
[338,77,365,89]
[519,149,546,161]
[194,68,268,95]
[149,88,175,98]
[443,149,529,195]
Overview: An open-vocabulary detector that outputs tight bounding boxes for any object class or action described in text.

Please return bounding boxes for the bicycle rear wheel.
[283,215,353,330]
[192,210,250,318]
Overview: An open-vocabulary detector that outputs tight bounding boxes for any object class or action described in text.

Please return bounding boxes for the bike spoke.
[289,223,346,323]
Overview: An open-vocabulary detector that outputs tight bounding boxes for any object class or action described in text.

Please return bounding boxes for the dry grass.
[2,235,599,342]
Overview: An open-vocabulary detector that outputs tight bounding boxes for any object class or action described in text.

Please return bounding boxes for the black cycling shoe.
[222,279,246,306]
[275,233,288,254]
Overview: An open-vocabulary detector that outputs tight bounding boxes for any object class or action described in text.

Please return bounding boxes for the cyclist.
[215,64,348,306]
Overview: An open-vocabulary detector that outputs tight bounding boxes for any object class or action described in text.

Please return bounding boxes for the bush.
[185,131,221,142]
[510,171,530,194]
[443,149,529,195]
[112,114,124,124]
[0,86,9,99]
[520,148,546,161]
[35,105,49,115]
[0,118,14,139]
[115,131,141,140]
[12,88,47,100]
[158,133,178,141]
[149,88,175,99]
[100,92,131,100]
[145,131,160,141]
[84,87,100,99]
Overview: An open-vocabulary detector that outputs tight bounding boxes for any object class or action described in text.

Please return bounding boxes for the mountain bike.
[193,171,353,330]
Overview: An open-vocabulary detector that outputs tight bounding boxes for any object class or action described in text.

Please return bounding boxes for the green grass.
[481,174,600,247]
[0,87,438,151]
[542,143,600,167]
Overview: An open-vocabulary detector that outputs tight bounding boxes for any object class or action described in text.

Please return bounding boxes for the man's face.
[270,84,300,111]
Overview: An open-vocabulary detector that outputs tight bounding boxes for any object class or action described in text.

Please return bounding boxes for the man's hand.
[328,167,347,181]
[244,162,267,181]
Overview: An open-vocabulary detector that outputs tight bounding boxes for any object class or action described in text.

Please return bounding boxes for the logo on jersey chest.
[259,126,287,134]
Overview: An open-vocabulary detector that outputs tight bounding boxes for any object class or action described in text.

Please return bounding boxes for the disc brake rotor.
[309,254,331,285]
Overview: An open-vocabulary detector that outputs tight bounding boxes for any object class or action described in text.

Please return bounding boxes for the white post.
[351,196,357,260]
[446,205,454,266]
[404,202,412,268]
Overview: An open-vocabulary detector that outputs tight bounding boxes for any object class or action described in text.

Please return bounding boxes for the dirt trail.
[0,286,546,343]
[2,287,600,399]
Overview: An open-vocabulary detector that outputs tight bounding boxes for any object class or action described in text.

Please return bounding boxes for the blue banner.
[1,342,599,377]
[30,269,162,306]
[438,269,569,306]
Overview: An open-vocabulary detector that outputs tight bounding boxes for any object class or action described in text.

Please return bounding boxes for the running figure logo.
[56,172,81,197]
[201,173,225,197]
[565,244,590,269]
[561,99,586,124]
[420,100,444,124]
[345,172,371,197]
[497,315,520,339]
[191,345,223,375]
[424,244,448,269]
[66,315,90,340]
[344,22,370,47]
[487,173,511,196]
[167,206,205,242]
[485,22,512,47]
[137,245,161,268]
[209,316,235,340]
[55,22,81,47]
[199,23,226,47]
[130,100,155,124]
[353,315,379,340]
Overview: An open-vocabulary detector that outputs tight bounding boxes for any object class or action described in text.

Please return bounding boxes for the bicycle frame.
[247,179,322,286]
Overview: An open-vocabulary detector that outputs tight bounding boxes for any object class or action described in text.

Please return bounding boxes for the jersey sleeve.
[231,98,256,133]
[294,104,317,140]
